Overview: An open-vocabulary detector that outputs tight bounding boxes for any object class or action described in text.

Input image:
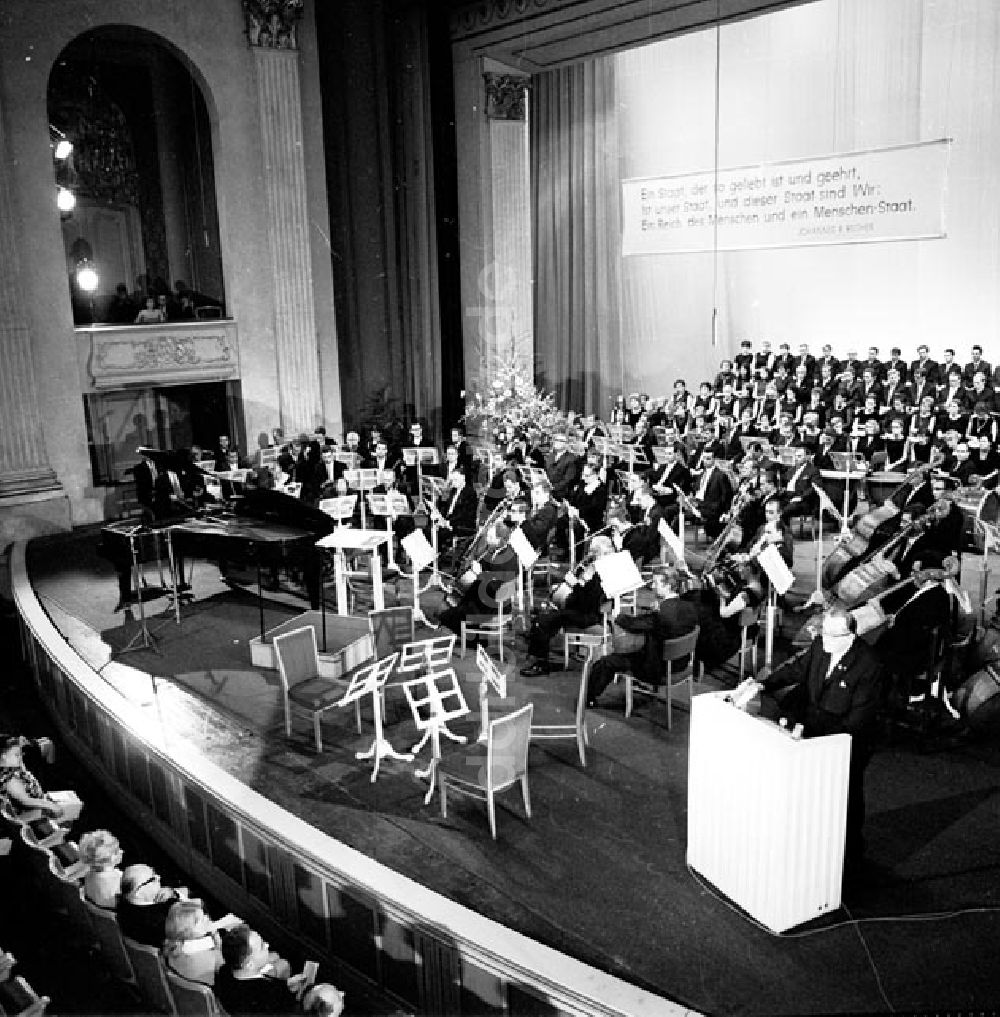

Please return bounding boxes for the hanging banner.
[622,139,951,255]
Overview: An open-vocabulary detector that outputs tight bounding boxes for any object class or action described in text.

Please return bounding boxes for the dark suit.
[116,894,180,947]
[438,543,519,635]
[621,503,667,565]
[520,499,559,552]
[436,485,478,540]
[761,634,884,861]
[544,450,581,500]
[526,573,608,661]
[692,466,733,539]
[587,596,699,701]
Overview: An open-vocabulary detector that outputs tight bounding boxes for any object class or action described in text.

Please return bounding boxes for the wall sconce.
[57,186,76,212]
[54,138,73,161]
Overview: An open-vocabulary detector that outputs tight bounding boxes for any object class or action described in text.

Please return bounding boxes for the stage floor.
[24,527,1000,1016]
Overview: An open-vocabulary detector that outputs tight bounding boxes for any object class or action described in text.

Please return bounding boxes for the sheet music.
[756,543,794,595]
[593,549,643,599]
[509,526,539,568]
[657,516,685,563]
[401,529,436,569]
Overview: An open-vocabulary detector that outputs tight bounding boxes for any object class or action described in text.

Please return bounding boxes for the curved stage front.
[13,530,1000,1016]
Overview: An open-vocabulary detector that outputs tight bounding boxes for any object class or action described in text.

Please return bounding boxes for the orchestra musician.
[586,567,699,707]
[437,521,519,637]
[690,445,733,540]
[431,467,478,550]
[519,535,615,677]
[543,431,581,500]
[519,478,559,552]
[612,481,666,565]
[651,443,692,520]
[681,560,764,669]
[558,458,608,556]
[779,447,820,523]
[400,421,438,495]
[750,605,884,873]
[735,496,793,571]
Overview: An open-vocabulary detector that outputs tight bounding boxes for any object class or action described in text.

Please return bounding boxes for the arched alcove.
[48,26,225,327]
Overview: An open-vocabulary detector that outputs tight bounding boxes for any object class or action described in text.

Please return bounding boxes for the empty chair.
[367,606,415,658]
[438,703,533,839]
[82,898,136,986]
[623,626,702,729]
[273,626,363,752]
[165,970,223,1017]
[530,648,597,766]
[121,935,177,1014]
[460,578,517,661]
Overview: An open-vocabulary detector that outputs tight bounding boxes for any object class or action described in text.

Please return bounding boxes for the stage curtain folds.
[532,58,622,418]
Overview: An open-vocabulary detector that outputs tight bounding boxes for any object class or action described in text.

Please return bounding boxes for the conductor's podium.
[687,692,851,933]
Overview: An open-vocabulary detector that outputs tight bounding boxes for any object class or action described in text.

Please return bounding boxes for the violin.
[550,560,596,610]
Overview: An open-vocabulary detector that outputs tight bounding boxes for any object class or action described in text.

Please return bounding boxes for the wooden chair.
[0,975,50,1017]
[121,936,177,1014]
[273,626,363,751]
[622,626,702,729]
[562,602,611,668]
[460,578,517,661]
[438,703,533,839]
[165,970,222,1017]
[530,647,596,766]
[82,899,136,985]
[367,605,415,658]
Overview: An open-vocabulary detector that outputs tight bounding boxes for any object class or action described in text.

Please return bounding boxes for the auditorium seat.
[165,969,222,1017]
[82,899,137,986]
[529,647,596,766]
[0,974,50,1017]
[121,936,177,1014]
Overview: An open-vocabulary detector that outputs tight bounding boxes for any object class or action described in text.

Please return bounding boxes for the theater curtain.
[531,58,621,417]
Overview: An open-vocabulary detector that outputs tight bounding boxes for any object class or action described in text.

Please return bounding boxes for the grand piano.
[100,454,335,628]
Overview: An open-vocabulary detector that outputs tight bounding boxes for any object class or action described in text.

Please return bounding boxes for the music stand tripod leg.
[119,531,161,656]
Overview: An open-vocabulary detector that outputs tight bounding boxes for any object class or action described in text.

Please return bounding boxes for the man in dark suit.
[691,446,733,540]
[652,442,692,519]
[754,606,884,869]
[433,467,478,549]
[910,344,939,387]
[793,342,816,382]
[437,521,519,635]
[885,346,909,385]
[816,343,841,380]
[116,864,184,946]
[520,478,559,552]
[586,568,699,705]
[543,431,581,501]
[779,447,820,523]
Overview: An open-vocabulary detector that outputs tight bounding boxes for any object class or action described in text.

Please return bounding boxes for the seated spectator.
[303,984,346,1016]
[0,734,81,822]
[215,923,302,1016]
[161,899,225,986]
[116,863,186,946]
[79,829,124,908]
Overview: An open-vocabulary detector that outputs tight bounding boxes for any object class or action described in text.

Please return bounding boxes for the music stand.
[402,447,440,497]
[333,450,361,472]
[475,643,508,743]
[650,447,671,466]
[827,451,868,535]
[402,667,470,804]
[517,466,548,490]
[591,435,616,469]
[337,652,410,782]
[755,544,795,669]
[344,468,391,529]
[618,444,649,474]
[509,525,539,614]
[117,525,164,656]
[368,490,410,568]
[319,494,358,528]
[607,424,635,444]
[401,528,436,624]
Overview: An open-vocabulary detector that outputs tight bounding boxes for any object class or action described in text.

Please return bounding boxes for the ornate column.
[243,0,323,435]
[480,71,533,386]
[0,105,60,500]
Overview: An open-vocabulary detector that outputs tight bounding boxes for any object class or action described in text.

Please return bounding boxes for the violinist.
[437,521,519,638]
[520,479,559,552]
[586,567,699,707]
[612,482,666,565]
[519,536,615,677]
[969,436,1000,488]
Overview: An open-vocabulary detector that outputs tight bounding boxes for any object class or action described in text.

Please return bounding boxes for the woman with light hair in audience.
[303,983,346,1016]
[79,828,124,908]
[161,898,226,986]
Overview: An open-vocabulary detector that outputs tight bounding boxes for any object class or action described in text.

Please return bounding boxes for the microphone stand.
[118,526,162,656]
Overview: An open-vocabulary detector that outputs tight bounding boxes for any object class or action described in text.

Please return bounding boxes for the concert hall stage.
[22,527,1000,1016]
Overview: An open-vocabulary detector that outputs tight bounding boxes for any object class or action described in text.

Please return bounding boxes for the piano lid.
[234,488,335,537]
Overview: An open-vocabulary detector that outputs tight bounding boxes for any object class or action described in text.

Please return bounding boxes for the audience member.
[116,863,186,946]
[78,828,124,908]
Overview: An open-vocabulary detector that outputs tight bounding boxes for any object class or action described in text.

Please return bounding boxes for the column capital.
[243,0,305,50]
[484,72,530,121]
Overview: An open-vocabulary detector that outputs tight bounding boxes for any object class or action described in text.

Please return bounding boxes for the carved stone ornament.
[484,72,529,121]
[451,0,553,40]
[88,324,240,389]
[242,0,305,50]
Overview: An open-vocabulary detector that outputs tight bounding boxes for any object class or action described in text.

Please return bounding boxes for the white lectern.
[687,693,851,933]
